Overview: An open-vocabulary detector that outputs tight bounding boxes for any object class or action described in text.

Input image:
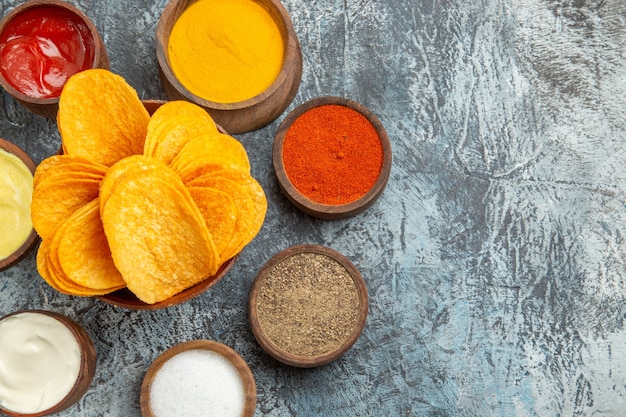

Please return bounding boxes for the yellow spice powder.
[168,0,285,104]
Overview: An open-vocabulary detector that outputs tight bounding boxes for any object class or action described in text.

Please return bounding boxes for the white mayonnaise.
[0,312,81,413]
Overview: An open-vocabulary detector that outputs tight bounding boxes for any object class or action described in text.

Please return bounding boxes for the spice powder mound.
[282,104,383,205]
[256,252,361,357]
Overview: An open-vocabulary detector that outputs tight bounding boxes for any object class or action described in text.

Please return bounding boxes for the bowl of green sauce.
[0,0,109,118]
[156,0,302,134]
[0,138,38,271]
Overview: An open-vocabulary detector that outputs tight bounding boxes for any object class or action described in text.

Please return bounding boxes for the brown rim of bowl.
[96,256,237,310]
[0,138,39,272]
[0,0,109,118]
[248,244,369,368]
[0,310,96,417]
[140,340,256,417]
[141,99,169,116]
[272,96,392,220]
[156,0,303,133]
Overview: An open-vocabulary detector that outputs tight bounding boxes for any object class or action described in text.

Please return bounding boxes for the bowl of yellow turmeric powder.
[156,0,302,134]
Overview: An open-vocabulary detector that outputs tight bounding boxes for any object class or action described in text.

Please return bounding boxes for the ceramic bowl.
[0,310,96,417]
[140,340,256,417]
[248,244,369,367]
[0,138,39,271]
[0,0,109,118]
[272,96,392,220]
[156,0,302,134]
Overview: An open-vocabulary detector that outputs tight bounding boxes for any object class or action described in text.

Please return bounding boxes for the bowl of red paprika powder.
[0,0,109,118]
[273,96,392,220]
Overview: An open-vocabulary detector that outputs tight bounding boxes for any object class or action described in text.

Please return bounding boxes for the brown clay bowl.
[0,0,109,118]
[156,0,302,134]
[248,244,369,367]
[272,96,392,220]
[96,257,237,310]
[0,138,39,271]
[140,340,256,417]
[0,310,96,417]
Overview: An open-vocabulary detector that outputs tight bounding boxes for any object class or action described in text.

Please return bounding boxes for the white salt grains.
[149,349,246,417]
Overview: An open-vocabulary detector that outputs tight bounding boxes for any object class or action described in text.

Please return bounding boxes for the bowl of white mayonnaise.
[0,310,96,416]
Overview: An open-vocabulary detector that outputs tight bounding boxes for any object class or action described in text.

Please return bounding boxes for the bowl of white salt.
[140,340,256,417]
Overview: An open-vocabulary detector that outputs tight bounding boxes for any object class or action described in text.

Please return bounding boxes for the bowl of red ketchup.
[0,0,109,118]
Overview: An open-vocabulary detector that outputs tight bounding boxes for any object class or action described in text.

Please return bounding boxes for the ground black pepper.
[255,252,360,357]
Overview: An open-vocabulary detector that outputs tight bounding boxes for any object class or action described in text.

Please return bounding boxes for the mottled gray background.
[1,0,625,416]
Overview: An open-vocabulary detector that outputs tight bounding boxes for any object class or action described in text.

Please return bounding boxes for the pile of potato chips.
[31,69,267,304]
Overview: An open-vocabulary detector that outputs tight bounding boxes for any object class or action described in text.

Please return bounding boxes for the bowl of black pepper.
[248,244,368,367]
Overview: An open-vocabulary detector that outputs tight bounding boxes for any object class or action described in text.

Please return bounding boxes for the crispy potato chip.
[152,116,221,166]
[99,155,165,217]
[45,171,105,182]
[101,161,219,304]
[187,172,266,261]
[32,177,101,241]
[55,199,126,292]
[32,155,108,241]
[187,186,237,261]
[58,69,150,167]
[40,230,111,296]
[144,101,218,164]
[33,155,108,190]
[36,239,71,295]
[143,116,180,159]
[170,134,251,183]
[145,101,216,151]
[46,244,103,296]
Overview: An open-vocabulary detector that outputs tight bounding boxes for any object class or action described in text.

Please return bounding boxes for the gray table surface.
[1,0,626,416]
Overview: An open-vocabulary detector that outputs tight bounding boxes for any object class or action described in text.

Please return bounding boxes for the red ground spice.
[282,104,383,205]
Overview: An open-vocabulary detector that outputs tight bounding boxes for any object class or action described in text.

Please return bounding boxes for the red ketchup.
[0,6,95,99]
